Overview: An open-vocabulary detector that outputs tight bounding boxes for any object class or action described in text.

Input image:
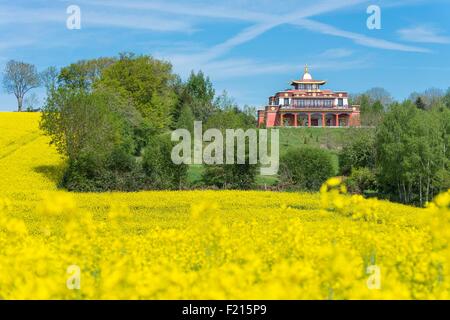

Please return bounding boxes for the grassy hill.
[189,127,351,186]
[0,112,448,300]
[278,127,349,151]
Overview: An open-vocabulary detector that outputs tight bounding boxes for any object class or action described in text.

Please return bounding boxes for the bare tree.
[24,92,41,111]
[408,87,445,110]
[3,60,41,112]
[364,87,393,109]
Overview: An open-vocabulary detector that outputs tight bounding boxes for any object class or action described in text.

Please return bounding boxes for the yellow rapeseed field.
[0,112,449,299]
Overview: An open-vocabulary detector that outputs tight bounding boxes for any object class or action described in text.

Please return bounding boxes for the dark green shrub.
[200,107,258,190]
[40,87,147,192]
[339,130,376,175]
[346,167,377,194]
[201,162,257,190]
[62,149,146,192]
[142,134,188,189]
[279,146,335,191]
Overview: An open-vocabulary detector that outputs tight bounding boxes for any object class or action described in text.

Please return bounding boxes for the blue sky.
[0,0,449,111]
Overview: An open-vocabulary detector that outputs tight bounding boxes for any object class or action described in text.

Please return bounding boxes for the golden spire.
[304,64,309,75]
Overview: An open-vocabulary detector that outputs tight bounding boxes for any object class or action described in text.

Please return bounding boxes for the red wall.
[265,111,277,127]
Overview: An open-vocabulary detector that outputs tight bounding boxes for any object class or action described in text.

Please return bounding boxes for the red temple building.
[258,66,360,128]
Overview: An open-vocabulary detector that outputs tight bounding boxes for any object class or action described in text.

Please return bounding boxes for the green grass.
[279,127,348,153]
[186,127,354,186]
[256,174,278,187]
[187,164,204,185]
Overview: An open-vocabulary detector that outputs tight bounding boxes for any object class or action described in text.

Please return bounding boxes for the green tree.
[96,53,177,129]
[201,106,258,190]
[169,75,185,127]
[40,66,59,95]
[372,100,384,113]
[41,87,139,160]
[142,134,188,189]
[40,87,145,191]
[279,147,335,191]
[358,94,371,113]
[376,101,448,205]
[182,71,216,122]
[409,88,445,110]
[415,96,426,110]
[58,57,115,90]
[205,107,254,130]
[434,105,450,191]
[358,96,384,126]
[176,104,195,133]
[354,94,384,126]
[346,167,377,194]
[339,129,376,175]
[443,88,450,108]
[242,105,257,122]
[202,162,257,190]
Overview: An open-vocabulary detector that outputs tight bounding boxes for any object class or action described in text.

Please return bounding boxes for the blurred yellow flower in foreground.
[0,113,449,299]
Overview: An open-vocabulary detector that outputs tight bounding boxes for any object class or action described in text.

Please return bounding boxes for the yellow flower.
[434,192,449,209]
[0,112,449,300]
[326,177,342,188]
[5,218,28,235]
[37,192,76,216]
[190,201,219,219]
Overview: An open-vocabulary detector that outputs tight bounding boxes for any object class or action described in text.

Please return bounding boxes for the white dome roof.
[302,72,312,80]
[301,65,312,80]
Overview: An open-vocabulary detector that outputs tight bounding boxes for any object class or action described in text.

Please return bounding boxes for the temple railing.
[278,105,351,110]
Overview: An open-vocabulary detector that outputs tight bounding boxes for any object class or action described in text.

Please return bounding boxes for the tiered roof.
[290,65,326,85]
[269,65,349,100]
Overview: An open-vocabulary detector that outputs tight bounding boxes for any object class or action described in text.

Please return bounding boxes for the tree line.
[274,87,450,207]
[1,53,256,191]
[2,56,449,204]
[339,90,450,206]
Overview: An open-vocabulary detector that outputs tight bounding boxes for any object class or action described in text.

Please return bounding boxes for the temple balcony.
[279,105,351,110]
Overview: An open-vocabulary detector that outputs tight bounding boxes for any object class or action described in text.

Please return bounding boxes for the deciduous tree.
[3,60,41,112]
[96,53,177,129]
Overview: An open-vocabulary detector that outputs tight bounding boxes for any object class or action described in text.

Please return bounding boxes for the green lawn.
[187,164,204,185]
[278,127,348,152]
[187,127,358,187]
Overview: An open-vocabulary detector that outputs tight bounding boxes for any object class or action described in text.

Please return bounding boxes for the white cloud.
[0,0,429,56]
[157,0,384,70]
[148,0,372,64]
[85,12,194,32]
[164,55,371,81]
[87,0,429,54]
[86,0,269,22]
[397,26,450,44]
[149,0,427,82]
[0,4,194,33]
[293,19,430,53]
[0,39,36,51]
[319,48,354,58]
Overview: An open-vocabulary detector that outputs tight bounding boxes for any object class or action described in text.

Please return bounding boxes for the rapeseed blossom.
[0,113,449,299]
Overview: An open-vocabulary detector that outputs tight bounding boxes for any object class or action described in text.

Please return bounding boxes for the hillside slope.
[0,112,448,299]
